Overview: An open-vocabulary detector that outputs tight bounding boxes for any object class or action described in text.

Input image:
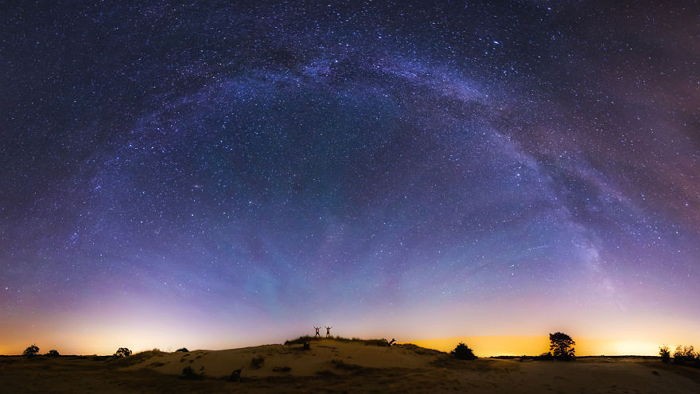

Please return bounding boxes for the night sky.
[1,1,698,355]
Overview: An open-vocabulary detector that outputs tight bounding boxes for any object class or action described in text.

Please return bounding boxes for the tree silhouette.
[23,344,40,357]
[659,345,671,363]
[46,349,60,357]
[114,347,132,358]
[176,348,189,353]
[549,332,575,360]
[451,342,477,360]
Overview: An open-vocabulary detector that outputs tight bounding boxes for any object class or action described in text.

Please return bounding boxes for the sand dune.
[123,339,700,393]
[128,339,438,378]
[3,339,700,393]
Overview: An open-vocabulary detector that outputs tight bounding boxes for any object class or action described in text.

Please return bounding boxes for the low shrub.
[534,352,554,361]
[180,366,204,380]
[659,346,671,363]
[451,342,477,360]
[250,356,264,369]
[228,368,242,382]
[331,359,364,371]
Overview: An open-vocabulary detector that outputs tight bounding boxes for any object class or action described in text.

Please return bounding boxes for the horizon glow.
[1,2,698,357]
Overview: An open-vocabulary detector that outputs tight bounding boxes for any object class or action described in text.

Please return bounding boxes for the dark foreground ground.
[2,354,700,393]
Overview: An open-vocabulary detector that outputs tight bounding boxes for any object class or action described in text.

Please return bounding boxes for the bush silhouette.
[673,345,696,365]
[250,355,265,369]
[23,344,40,357]
[549,332,575,360]
[114,347,132,358]
[46,349,60,357]
[659,345,671,363]
[451,342,477,360]
[228,368,242,382]
[176,347,189,353]
[181,366,204,380]
[534,352,554,361]
[284,336,392,347]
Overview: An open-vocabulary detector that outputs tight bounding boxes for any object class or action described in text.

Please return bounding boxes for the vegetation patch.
[180,366,204,380]
[451,343,477,360]
[315,369,337,377]
[107,350,159,367]
[113,348,132,358]
[285,336,392,347]
[227,368,243,382]
[331,359,365,371]
[23,345,40,358]
[250,356,265,369]
[395,343,445,356]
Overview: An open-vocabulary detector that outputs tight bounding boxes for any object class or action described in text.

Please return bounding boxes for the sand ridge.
[123,340,700,393]
[127,339,439,378]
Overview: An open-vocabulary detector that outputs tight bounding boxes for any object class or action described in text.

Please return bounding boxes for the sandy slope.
[123,339,700,393]
[127,339,438,377]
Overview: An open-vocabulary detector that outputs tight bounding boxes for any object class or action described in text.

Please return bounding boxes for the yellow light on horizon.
[609,341,660,356]
[409,336,550,357]
[408,336,669,357]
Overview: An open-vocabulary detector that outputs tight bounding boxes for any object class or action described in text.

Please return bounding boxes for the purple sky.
[1,1,698,355]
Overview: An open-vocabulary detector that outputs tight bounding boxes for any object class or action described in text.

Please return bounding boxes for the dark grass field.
[0,355,440,394]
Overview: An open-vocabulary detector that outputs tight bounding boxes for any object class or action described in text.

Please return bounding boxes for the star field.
[1,1,698,354]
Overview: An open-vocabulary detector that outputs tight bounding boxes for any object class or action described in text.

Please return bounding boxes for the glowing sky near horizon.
[1,1,699,355]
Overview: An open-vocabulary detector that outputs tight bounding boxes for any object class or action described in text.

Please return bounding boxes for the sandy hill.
[126,338,441,378]
[121,338,700,393]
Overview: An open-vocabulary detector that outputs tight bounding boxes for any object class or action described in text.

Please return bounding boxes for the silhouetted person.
[314,326,321,337]
[325,326,332,337]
